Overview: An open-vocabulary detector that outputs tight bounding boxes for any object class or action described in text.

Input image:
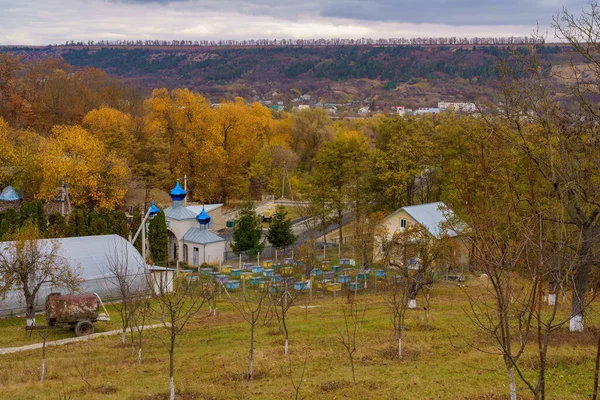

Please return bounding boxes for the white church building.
[164,182,226,267]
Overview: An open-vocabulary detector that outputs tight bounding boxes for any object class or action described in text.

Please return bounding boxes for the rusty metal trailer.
[27,293,110,336]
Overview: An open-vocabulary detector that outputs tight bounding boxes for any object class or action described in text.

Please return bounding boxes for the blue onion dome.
[169,181,186,201]
[196,207,211,225]
[0,185,20,201]
[149,202,159,218]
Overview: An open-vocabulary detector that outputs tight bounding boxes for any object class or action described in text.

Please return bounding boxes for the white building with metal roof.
[164,182,226,267]
[374,201,469,264]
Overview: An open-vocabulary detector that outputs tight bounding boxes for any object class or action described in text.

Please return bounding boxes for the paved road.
[0,323,168,355]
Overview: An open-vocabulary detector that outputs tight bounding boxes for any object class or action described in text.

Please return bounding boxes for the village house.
[373,201,469,266]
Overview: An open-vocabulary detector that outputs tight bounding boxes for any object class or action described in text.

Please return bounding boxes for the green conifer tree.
[231,202,264,256]
[148,210,168,266]
[266,206,296,250]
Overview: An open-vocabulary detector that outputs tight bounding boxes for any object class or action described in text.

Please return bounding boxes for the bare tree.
[383,275,410,360]
[288,349,308,400]
[222,282,270,379]
[37,325,56,382]
[0,224,80,327]
[382,224,451,309]
[334,301,366,387]
[270,277,300,355]
[105,238,147,347]
[131,297,151,365]
[492,20,600,332]
[147,271,211,400]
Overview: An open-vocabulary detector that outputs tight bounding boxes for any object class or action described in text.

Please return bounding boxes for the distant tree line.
[60,36,544,48]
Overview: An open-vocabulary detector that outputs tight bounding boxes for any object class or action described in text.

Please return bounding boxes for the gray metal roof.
[186,204,223,214]
[164,205,197,220]
[182,228,225,244]
[0,234,146,280]
[397,202,457,238]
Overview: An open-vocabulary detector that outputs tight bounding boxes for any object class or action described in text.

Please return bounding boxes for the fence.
[221,243,366,265]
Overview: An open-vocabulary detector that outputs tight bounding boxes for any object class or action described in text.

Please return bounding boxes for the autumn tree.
[144,88,220,199]
[310,130,374,248]
[0,117,16,186]
[38,125,129,209]
[490,26,600,332]
[374,116,436,212]
[211,99,272,201]
[83,106,136,161]
[291,108,333,173]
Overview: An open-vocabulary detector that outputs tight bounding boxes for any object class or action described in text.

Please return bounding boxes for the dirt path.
[0,323,167,355]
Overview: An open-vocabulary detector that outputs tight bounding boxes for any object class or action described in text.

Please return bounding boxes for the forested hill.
[2,45,566,106]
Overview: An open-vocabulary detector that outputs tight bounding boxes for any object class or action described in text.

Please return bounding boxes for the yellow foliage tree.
[82,106,135,161]
[0,117,15,186]
[38,125,129,209]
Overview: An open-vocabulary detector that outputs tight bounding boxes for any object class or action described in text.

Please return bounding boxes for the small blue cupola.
[0,186,20,201]
[196,207,211,230]
[149,202,160,218]
[169,181,186,207]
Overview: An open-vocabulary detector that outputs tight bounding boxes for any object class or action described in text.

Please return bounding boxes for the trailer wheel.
[74,320,94,337]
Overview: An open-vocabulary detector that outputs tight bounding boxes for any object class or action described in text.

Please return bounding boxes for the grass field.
[0,279,597,399]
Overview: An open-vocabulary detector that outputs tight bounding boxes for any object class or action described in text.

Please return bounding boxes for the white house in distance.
[373,201,469,265]
[164,182,226,267]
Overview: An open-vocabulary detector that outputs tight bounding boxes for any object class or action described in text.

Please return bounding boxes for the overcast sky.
[0,0,585,45]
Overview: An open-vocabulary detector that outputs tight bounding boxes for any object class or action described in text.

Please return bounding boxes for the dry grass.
[0,281,596,399]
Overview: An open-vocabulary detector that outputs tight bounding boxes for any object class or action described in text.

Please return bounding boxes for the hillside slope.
[2,45,566,108]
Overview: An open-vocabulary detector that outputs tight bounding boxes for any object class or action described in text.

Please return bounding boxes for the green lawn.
[0,280,596,399]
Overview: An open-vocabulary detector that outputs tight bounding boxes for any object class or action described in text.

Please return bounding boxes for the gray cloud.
[107,0,581,26]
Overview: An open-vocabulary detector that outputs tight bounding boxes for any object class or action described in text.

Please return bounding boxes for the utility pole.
[281,162,286,199]
[184,174,187,206]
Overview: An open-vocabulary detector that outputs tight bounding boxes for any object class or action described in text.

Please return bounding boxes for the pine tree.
[46,213,66,238]
[148,210,168,266]
[231,202,264,256]
[109,210,129,238]
[266,206,295,250]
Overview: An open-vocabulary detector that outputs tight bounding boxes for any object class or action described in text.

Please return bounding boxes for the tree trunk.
[338,209,343,248]
[169,338,175,400]
[25,295,36,327]
[507,365,517,400]
[408,298,417,309]
[593,330,600,400]
[283,311,289,356]
[570,226,596,332]
[350,353,356,387]
[249,321,255,379]
[408,280,418,309]
[398,334,402,360]
[570,261,588,332]
[41,337,46,382]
